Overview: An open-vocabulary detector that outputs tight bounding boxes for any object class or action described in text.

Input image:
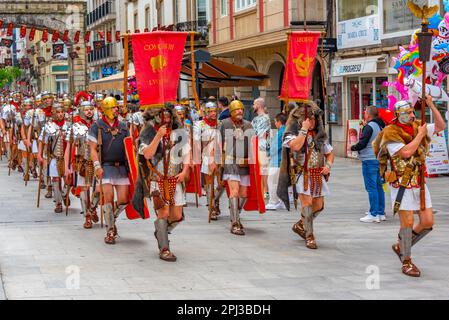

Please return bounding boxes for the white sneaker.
[275,201,286,210]
[265,203,278,211]
[360,214,380,223]
[379,215,387,221]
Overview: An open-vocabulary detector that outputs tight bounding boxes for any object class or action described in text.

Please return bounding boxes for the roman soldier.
[65,100,98,228]
[372,95,446,277]
[136,104,191,261]
[216,100,253,236]
[88,97,130,244]
[23,99,45,183]
[174,104,191,128]
[37,103,70,213]
[17,98,35,177]
[118,100,131,124]
[193,101,221,220]
[277,101,334,250]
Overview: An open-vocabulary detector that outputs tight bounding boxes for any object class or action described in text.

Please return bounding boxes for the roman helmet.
[394,100,414,124]
[203,101,217,118]
[101,96,118,120]
[22,98,34,111]
[35,94,42,107]
[79,100,95,121]
[51,102,66,121]
[229,100,244,121]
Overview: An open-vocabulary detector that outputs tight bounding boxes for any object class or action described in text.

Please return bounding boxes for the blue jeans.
[362,160,385,217]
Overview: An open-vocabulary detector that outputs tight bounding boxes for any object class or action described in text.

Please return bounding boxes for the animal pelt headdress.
[276,101,327,211]
[131,103,185,218]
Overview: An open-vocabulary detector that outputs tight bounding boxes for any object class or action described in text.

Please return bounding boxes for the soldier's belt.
[225,155,249,167]
[103,161,126,167]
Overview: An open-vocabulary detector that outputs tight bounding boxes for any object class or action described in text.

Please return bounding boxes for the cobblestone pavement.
[0,157,448,300]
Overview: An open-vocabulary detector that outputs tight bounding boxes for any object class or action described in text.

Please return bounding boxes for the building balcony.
[87,43,117,67]
[87,0,116,29]
[174,20,209,47]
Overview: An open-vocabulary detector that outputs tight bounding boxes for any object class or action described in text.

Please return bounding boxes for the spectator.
[251,97,271,197]
[218,96,230,120]
[351,105,386,223]
[266,113,287,210]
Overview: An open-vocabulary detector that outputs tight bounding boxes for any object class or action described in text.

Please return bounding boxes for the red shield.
[124,136,150,219]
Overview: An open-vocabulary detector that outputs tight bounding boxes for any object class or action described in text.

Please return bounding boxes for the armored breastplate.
[292,135,325,169]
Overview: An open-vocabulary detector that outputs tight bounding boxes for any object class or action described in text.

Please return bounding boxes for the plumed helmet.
[101,96,118,120]
[229,100,244,114]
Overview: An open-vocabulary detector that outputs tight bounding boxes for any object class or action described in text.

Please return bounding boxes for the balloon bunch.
[385,2,449,110]
[127,76,139,102]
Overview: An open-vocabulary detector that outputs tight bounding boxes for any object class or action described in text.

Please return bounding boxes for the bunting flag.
[52,30,60,43]
[115,31,121,43]
[86,46,92,54]
[1,39,13,48]
[5,58,12,66]
[93,40,105,50]
[84,31,91,43]
[7,23,14,36]
[29,27,36,41]
[74,31,80,44]
[62,30,69,43]
[106,31,112,43]
[42,29,49,43]
[130,31,188,107]
[20,25,27,38]
[37,57,45,64]
[98,31,104,39]
[52,43,64,55]
[280,31,321,102]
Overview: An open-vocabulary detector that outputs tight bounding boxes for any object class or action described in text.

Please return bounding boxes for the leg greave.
[303,206,314,237]
[412,228,433,247]
[399,227,412,262]
[154,218,170,251]
[103,203,114,230]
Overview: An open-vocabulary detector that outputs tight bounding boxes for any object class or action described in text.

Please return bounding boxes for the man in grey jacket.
[351,106,386,223]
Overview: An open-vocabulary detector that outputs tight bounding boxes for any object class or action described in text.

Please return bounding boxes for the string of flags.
[0,20,122,68]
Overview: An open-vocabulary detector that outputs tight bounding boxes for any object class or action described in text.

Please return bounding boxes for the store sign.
[319,38,338,53]
[102,67,116,77]
[332,56,380,77]
[337,14,380,49]
[426,132,449,175]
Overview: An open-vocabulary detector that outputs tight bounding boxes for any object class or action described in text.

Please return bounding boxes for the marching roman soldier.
[23,99,45,183]
[277,101,334,250]
[65,100,99,228]
[18,98,35,179]
[372,96,446,277]
[193,101,221,220]
[1,100,20,172]
[88,97,130,244]
[37,103,70,213]
[136,104,191,261]
[216,100,253,235]
[40,91,55,198]
[118,100,132,124]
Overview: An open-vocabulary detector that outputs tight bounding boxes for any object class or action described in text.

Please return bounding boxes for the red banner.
[52,30,60,43]
[0,20,3,29]
[7,23,14,36]
[115,31,121,43]
[62,30,69,43]
[74,31,80,44]
[130,31,187,107]
[42,29,49,43]
[20,25,27,38]
[29,27,36,41]
[280,31,320,102]
[84,31,91,43]
[98,30,104,39]
[106,31,112,43]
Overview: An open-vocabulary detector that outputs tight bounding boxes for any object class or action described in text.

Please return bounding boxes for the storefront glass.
[361,78,373,108]
[348,76,389,120]
[382,0,427,35]
[338,0,378,21]
[375,77,389,108]
[328,82,342,124]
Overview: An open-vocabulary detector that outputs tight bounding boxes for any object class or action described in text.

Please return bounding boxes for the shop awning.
[180,50,270,88]
[87,68,135,92]
[331,55,387,77]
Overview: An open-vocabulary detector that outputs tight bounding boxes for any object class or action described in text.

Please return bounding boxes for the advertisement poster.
[337,14,380,49]
[426,131,449,175]
[346,119,363,159]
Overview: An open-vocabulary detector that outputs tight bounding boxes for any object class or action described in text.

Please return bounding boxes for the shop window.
[235,0,256,12]
[382,0,430,35]
[328,82,342,125]
[375,76,389,109]
[338,0,378,21]
[361,77,373,109]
